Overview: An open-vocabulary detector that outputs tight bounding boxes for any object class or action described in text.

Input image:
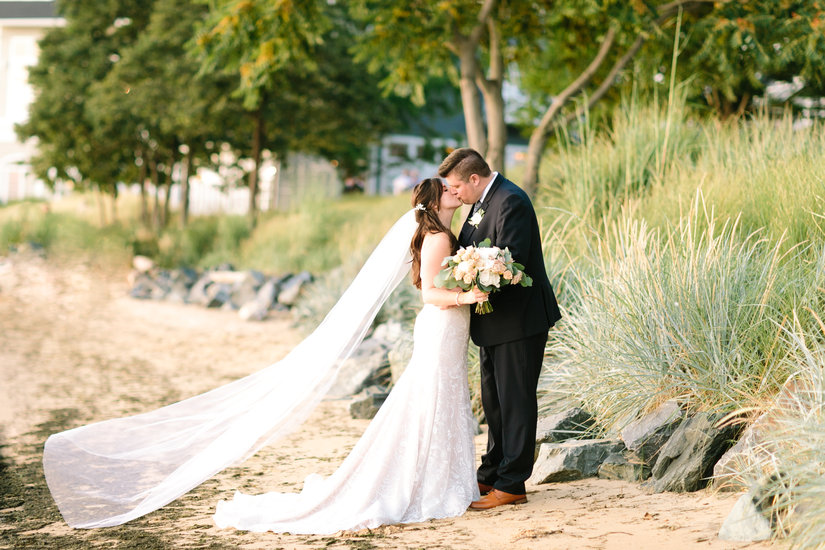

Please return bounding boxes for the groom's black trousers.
[477,331,547,496]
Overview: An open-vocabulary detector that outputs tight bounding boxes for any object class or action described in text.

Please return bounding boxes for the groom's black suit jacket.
[458,174,561,347]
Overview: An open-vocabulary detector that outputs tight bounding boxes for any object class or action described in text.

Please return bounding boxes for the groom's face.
[445,173,483,204]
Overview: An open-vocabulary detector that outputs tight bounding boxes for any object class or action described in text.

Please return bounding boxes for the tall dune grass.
[738,314,825,548]
[537,94,825,254]
[545,196,825,431]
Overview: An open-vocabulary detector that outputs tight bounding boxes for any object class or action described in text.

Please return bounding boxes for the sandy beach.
[0,252,773,549]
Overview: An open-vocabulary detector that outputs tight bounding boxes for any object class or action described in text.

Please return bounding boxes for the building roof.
[0,1,57,19]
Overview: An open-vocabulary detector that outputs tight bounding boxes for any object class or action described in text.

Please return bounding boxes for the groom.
[439,148,562,510]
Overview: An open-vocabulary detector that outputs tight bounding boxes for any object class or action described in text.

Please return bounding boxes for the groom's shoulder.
[496,177,531,204]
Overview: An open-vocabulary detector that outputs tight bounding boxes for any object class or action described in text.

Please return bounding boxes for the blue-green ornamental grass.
[545,195,825,431]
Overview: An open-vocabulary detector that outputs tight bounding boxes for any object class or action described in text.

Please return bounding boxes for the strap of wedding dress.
[43,209,418,528]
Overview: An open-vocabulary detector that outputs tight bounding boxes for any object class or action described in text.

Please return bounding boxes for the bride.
[43,177,488,532]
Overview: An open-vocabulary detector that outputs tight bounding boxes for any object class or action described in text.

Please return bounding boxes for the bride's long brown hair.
[410,178,458,289]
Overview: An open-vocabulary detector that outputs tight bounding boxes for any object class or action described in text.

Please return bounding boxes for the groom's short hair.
[438,148,491,181]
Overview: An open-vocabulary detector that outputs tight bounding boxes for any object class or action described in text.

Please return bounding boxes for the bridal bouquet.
[434,238,532,314]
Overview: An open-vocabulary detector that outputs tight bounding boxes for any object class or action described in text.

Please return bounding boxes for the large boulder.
[239,278,280,321]
[718,492,772,542]
[277,271,313,306]
[649,412,741,493]
[536,407,594,447]
[529,439,625,484]
[187,274,213,306]
[129,272,162,300]
[597,451,649,482]
[229,271,265,309]
[620,400,683,470]
[712,414,773,491]
[326,338,390,398]
[132,255,155,273]
[205,282,232,308]
[349,386,389,419]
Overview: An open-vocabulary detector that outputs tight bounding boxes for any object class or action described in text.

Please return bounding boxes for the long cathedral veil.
[43,209,418,528]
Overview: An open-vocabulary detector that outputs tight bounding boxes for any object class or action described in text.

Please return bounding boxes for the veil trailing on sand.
[43,209,418,529]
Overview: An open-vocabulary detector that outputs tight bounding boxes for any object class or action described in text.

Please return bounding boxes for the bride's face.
[440,183,463,210]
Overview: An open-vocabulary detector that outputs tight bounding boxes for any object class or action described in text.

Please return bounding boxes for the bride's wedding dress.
[214,304,478,533]
[43,210,478,531]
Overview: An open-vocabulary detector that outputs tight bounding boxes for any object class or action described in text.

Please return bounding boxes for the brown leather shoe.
[478,482,493,495]
[469,489,527,510]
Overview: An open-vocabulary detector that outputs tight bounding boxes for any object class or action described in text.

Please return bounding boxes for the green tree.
[91,0,242,229]
[677,0,825,117]
[17,0,153,224]
[192,0,329,226]
[193,0,417,216]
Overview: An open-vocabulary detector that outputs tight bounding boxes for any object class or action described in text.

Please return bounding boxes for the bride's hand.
[466,288,489,304]
[439,288,489,309]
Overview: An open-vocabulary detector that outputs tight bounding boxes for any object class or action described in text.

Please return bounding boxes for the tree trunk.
[109,183,118,223]
[159,153,174,229]
[95,184,107,226]
[476,18,506,173]
[137,151,149,227]
[180,150,192,228]
[150,159,161,231]
[248,107,264,228]
[456,40,487,155]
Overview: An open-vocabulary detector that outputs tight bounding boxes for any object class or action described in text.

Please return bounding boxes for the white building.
[0,1,62,204]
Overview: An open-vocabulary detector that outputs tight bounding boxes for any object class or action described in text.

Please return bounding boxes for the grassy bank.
[535,97,825,546]
[0,193,412,274]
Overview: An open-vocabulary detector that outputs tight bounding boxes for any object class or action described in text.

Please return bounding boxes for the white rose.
[479,270,501,288]
[469,211,483,227]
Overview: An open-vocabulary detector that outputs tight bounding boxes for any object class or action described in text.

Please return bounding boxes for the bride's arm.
[420,232,487,307]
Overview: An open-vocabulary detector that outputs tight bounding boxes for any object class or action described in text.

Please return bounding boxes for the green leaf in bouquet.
[433,267,451,288]
[478,238,492,247]
[520,274,533,287]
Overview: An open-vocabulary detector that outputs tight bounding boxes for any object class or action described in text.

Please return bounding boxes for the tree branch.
[560,33,646,127]
[469,0,498,46]
[534,26,618,135]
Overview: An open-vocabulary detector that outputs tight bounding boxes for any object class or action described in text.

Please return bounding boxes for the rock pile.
[531,400,773,542]
[127,255,313,321]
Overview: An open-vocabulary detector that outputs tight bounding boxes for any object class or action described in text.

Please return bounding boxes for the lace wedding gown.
[213,303,479,534]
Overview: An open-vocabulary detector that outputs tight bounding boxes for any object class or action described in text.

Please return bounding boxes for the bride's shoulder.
[422,230,453,245]
[420,231,454,255]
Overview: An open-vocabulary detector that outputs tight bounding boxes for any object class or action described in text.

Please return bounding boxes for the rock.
[166,280,191,302]
[277,271,313,306]
[536,407,594,445]
[132,255,155,273]
[349,386,389,419]
[239,300,268,321]
[388,330,414,383]
[620,400,683,469]
[718,492,772,542]
[205,283,232,308]
[230,271,264,308]
[209,270,247,285]
[129,273,158,299]
[713,414,773,491]
[327,338,390,397]
[649,412,742,493]
[529,439,625,484]
[238,276,280,319]
[371,321,404,346]
[597,451,650,482]
[188,275,213,306]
